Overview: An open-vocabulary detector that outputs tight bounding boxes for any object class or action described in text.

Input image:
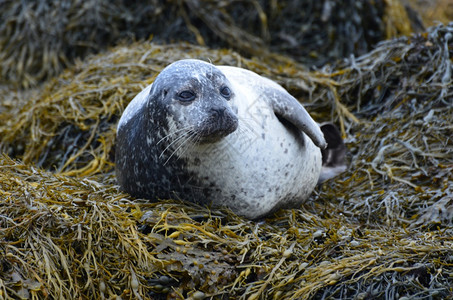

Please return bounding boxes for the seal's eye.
[220,86,231,100]
[177,90,196,102]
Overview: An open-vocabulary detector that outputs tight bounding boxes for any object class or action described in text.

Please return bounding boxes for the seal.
[115,59,346,219]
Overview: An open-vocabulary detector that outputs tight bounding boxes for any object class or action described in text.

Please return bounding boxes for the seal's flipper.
[268,89,327,149]
[318,123,347,183]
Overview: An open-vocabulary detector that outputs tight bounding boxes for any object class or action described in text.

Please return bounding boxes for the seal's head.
[147,59,238,143]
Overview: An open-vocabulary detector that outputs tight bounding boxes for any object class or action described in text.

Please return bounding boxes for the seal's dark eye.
[220,86,231,99]
[177,90,196,102]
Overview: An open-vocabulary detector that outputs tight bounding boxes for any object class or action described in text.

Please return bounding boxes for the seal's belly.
[186,106,322,219]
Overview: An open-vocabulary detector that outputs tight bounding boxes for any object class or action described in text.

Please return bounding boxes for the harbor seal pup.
[115,59,345,219]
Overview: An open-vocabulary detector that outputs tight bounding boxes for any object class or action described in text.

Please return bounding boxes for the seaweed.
[0,0,424,88]
[313,23,453,228]
[0,2,452,299]
[408,0,453,27]
[0,154,451,299]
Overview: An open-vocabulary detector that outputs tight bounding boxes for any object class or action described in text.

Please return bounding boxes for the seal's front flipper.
[268,89,327,149]
[318,123,347,183]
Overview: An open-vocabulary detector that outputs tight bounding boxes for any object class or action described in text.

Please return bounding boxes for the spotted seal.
[115,59,346,219]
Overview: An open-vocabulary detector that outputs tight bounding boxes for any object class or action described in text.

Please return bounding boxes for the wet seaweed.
[0,153,452,299]
[408,0,453,27]
[0,153,451,299]
[313,23,453,229]
[0,0,425,88]
[0,6,452,300]
[184,0,424,67]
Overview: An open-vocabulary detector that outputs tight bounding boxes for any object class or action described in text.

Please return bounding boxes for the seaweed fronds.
[315,24,453,227]
[1,155,452,299]
[0,0,424,88]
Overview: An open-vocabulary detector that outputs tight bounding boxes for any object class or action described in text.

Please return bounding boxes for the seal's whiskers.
[159,126,195,159]
[172,130,200,160]
[156,126,193,145]
[163,129,198,165]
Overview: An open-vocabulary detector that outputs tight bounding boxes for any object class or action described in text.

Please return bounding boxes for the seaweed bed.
[0,1,453,300]
[0,0,426,88]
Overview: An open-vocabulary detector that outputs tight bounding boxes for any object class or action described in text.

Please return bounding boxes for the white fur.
[184,66,322,218]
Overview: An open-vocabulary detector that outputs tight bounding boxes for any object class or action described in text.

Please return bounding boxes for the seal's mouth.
[195,115,239,143]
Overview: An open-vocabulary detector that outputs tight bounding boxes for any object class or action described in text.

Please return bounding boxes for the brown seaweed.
[313,23,453,228]
[0,0,425,88]
[0,3,452,299]
[0,154,451,299]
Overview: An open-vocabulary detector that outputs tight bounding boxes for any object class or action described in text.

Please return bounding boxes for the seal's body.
[116,59,343,219]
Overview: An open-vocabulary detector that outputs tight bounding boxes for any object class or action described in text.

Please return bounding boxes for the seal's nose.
[211,107,226,118]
